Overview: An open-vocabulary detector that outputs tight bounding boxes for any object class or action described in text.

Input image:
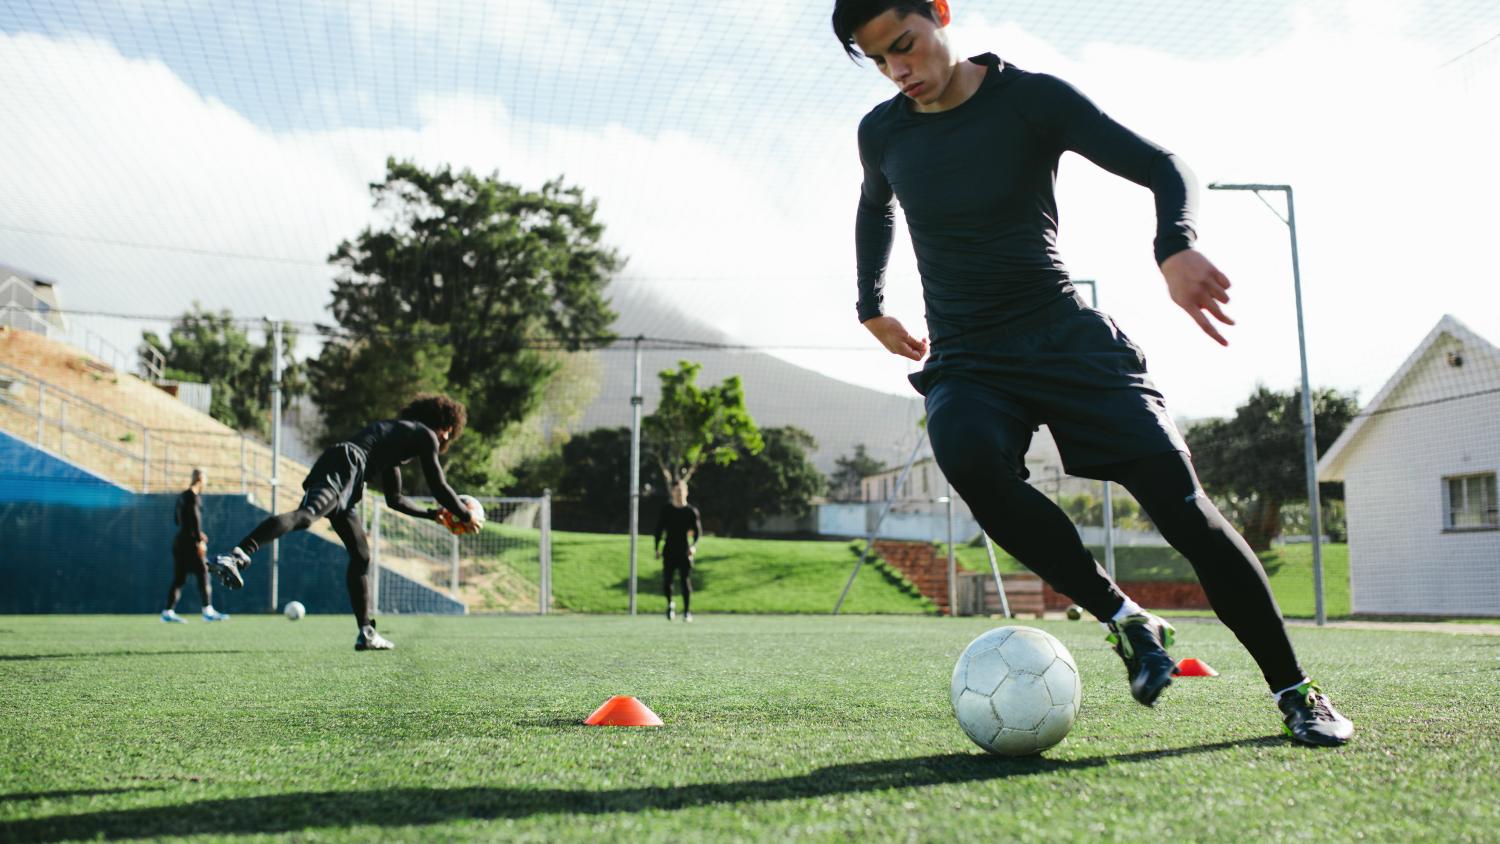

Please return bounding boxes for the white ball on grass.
[950,626,1081,756]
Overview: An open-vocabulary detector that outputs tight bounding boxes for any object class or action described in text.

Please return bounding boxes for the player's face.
[852,6,958,111]
[437,427,456,453]
[671,484,688,507]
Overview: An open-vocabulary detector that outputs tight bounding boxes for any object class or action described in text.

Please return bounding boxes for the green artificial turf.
[3,615,1497,842]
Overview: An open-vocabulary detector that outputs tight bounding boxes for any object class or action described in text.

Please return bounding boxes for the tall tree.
[313,158,620,483]
[643,361,763,489]
[694,426,826,536]
[140,305,302,436]
[1184,385,1359,551]
[828,444,887,502]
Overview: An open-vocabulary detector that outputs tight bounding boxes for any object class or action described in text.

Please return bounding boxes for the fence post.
[164,442,172,488]
[541,489,553,616]
[57,401,67,456]
[451,532,461,596]
[141,429,151,493]
[36,382,44,445]
[239,434,248,495]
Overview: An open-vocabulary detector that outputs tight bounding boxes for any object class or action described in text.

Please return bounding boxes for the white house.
[1317,315,1500,616]
[0,265,67,337]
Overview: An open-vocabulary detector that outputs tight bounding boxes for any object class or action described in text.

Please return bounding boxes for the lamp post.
[1207,182,1325,626]
[1072,279,1116,581]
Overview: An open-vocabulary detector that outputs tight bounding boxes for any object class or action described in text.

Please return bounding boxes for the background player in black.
[833,0,1352,746]
[161,468,228,623]
[654,481,702,622]
[208,395,475,650]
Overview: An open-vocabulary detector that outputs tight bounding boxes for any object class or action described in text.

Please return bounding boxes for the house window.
[1445,473,1499,530]
[922,466,929,494]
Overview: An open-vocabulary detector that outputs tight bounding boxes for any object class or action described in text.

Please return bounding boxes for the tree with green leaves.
[693,426,826,536]
[643,361,763,489]
[311,157,620,489]
[140,305,302,436]
[828,444,886,502]
[1184,385,1359,551]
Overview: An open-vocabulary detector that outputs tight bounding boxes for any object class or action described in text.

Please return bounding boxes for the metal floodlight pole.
[1074,279,1117,580]
[1208,183,1325,626]
[269,318,283,614]
[944,485,956,616]
[627,335,644,616]
[835,431,929,615]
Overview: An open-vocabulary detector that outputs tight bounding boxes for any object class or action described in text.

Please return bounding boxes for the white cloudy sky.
[0,0,1496,419]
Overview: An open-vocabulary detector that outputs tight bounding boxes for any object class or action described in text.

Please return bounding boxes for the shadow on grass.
[0,787,163,803]
[1,737,1283,842]
[0,650,250,662]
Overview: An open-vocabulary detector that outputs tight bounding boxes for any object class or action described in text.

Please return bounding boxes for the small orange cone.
[1173,657,1219,677]
[583,695,664,726]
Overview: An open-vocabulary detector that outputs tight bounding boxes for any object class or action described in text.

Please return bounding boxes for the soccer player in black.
[654,481,702,622]
[207,395,475,650]
[161,468,228,623]
[833,0,1352,746]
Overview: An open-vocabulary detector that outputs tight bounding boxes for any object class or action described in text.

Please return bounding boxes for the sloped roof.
[1317,315,1500,481]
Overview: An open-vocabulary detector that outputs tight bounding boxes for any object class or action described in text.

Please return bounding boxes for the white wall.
[1344,342,1500,616]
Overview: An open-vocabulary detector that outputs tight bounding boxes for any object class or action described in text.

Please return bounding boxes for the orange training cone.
[583,695,664,726]
[1173,657,1219,677]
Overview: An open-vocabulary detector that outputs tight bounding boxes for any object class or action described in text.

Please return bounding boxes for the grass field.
[545,531,932,615]
[533,529,1350,618]
[3,615,1498,842]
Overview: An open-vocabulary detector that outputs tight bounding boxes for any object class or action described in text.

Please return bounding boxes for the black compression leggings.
[931,435,1304,691]
[235,493,374,628]
[663,559,692,612]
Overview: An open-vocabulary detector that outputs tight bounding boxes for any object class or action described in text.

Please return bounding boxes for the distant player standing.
[654,481,702,622]
[208,395,477,650]
[161,467,228,623]
[833,0,1352,745]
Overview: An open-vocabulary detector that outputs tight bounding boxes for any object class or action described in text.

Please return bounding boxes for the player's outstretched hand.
[863,315,928,361]
[1161,248,1234,346]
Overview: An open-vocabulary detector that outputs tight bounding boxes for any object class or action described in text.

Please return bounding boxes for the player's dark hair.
[831,0,937,61]
[399,394,467,441]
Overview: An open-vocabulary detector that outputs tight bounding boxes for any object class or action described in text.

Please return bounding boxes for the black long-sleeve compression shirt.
[654,504,702,556]
[855,54,1197,344]
[344,419,468,520]
[174,488,202,541]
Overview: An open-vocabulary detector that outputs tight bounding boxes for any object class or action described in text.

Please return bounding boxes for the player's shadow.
[1,736,1283,842]
[0,650,250,662]
[0,787,164,803]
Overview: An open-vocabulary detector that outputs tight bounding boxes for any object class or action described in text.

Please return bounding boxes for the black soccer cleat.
[1106,612,1177,707]
[206,554,245,590]
[1279,682,1354,747]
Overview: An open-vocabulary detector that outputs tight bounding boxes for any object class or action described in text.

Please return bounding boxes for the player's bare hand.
[1160,249,1234,346]
[863,315,928,361]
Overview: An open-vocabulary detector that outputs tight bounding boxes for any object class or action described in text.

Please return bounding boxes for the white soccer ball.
[458,495,486,530]
[951,626,1081,756]
[283,601,306,621]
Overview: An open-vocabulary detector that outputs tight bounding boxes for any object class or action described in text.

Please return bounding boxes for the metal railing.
[0,361,299,504]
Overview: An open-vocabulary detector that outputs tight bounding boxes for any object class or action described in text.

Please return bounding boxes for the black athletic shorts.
[662,551,693,573]
[172,535,207,577]
[910,294,1187,479]
[299,443,368,517]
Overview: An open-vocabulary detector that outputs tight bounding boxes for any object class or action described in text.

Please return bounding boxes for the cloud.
[0,1,1496,421]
